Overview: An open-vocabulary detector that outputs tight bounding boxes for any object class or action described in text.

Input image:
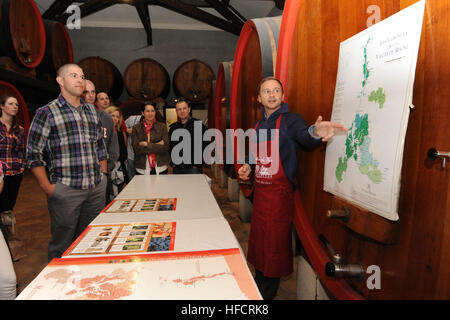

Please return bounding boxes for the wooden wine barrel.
[277,0,449,299]
[229,16,282,194]
[124,58,170,101]
[229,16,281,132]
[78,57,124,100]
[208,79,216,129]
[214,62,233,141]
[36,20,74,80]
[0,81,30,135]
[173,59,215,103]
[0,0,46,68]
[213,61,234,174]
[118,99,164,124]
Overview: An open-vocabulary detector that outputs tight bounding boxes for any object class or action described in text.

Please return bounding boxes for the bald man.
[96,92,110,111]
[26,64,109,260]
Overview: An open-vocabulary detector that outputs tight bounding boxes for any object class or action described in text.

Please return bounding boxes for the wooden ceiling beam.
[153,0,242,35]
[135,0,153,46]
[42,0,75,20]
[204,0,246,26]
[274,0,285,10]
[179,0,211,7]
[43,0,249,36]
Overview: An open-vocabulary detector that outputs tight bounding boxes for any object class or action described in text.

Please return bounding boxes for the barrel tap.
[319,234,364,280]
[428,148,450,169]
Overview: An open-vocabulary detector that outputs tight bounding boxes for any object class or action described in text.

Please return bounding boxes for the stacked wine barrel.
[124,58,170,101]
[213,61,234,175]
[0,0,46,69]
[78,56,124,100]
[36,20,74,80]
[173,59,215,103]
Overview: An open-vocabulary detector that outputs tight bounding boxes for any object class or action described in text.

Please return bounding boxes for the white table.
[92,174,223,223]
[16,174,262,300]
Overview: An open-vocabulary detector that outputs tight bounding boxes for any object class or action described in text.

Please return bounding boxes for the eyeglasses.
[173,97,186,103]
[261,88,282,96]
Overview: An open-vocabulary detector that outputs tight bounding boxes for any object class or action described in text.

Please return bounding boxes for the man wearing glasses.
[238,76,347,299]
[83,82,119,205]
[169,97,207,174]
[26,64,109,261]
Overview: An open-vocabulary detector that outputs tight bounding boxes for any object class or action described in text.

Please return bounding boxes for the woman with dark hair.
[131,102,170,175]
[0,95,26,256]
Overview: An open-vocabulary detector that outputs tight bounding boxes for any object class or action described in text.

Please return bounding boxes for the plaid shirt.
[26,94,108,189]
[0,123,26,176]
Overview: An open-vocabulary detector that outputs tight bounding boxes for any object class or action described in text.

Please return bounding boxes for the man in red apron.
[238,77,347,299]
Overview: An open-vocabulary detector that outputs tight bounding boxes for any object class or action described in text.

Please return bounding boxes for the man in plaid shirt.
[26,64,109,260]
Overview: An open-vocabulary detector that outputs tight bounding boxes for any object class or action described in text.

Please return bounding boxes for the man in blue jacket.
[238,76,347,299]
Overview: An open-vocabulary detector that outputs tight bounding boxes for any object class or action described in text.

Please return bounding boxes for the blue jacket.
[250,102,322,190]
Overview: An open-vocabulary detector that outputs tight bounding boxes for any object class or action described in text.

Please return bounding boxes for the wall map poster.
[63,222,176,256]
[323,0,425,221]
[103,198,177,213]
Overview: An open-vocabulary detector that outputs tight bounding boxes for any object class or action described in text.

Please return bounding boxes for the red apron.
[247,114,294,278]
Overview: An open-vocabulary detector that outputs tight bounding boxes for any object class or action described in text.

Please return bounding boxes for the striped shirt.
[0,123,26,176]
[26,94,108,189]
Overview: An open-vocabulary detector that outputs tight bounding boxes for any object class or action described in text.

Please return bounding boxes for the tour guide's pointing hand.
[313,115,348,142]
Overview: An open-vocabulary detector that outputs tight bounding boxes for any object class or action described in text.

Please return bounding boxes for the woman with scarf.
[131,102,170,175]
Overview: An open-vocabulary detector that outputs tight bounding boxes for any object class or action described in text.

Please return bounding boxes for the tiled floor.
[11,168,297,299]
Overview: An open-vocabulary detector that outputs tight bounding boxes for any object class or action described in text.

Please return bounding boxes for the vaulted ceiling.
[34,0,284,45]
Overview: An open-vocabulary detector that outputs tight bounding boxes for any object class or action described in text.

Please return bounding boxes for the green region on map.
[369,87,386,109]
[335,113,381,184]
[362,38,371,88]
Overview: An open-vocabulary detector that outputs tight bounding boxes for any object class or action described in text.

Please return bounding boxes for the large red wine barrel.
[213,61,234,173]
[0,81,30,135]
[229,16,281,194]
[78,57,124,100]
[118,99,164,124]
[0,0,46,68]
[230,16,281,132]
[36,20,74,80]
[277,0,449,299]
[124,58,170,101]
[173,59,215,103]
